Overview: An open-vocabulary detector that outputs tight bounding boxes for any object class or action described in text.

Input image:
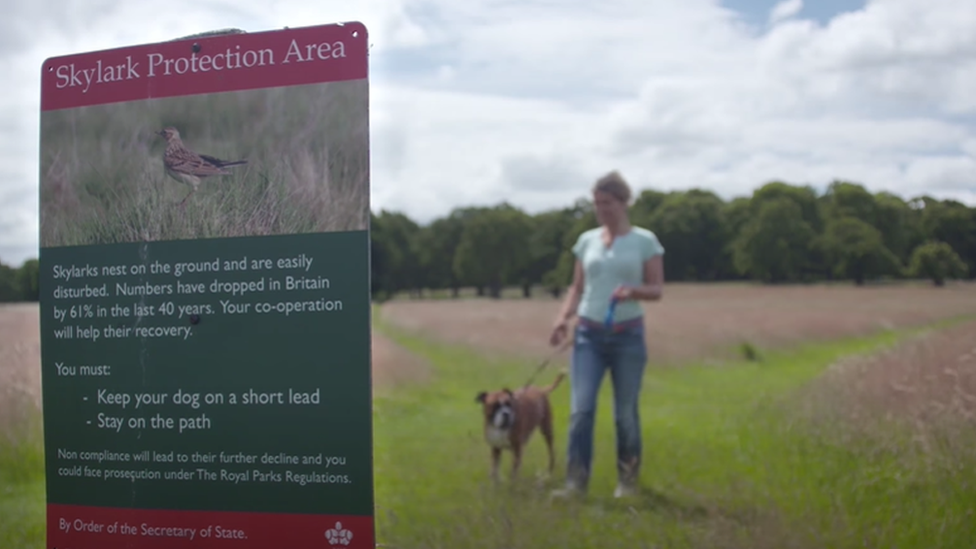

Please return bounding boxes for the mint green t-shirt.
[572,226,665,324]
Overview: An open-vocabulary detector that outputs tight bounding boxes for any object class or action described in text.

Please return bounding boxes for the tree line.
[0,258,38,302]
[2,180,973,304]
[370,180,974,300]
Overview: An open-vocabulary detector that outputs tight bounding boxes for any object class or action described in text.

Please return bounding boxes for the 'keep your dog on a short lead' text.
[76,386,323,434]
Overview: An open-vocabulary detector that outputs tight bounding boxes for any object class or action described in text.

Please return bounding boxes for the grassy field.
[371,311,976,549]
[38,79,369,247]
[3,283,976,548]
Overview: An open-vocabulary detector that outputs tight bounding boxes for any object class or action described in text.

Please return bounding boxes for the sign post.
[37,22,374,548]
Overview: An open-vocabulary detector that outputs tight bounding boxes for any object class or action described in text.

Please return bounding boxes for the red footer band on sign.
[47,504,374,548]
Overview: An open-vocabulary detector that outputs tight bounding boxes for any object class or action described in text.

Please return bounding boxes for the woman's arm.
[635,255,664,301]
[613,255,664,302]
[554,259,585,325]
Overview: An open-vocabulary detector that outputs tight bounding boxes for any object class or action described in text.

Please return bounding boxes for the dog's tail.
[544,369,568,394]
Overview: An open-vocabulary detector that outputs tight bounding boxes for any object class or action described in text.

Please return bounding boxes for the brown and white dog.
[475,371,566,482]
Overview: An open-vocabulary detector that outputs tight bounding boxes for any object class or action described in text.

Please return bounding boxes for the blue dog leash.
[604,295,619,328]
[522,293,621,389]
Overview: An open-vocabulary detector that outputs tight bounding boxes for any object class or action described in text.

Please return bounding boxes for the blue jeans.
[565,318,648,490]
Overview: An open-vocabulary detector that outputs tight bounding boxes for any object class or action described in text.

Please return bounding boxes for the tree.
[732,197,817,283]
[522,207,577,298]
[370,211,423,299]
[0,261,20,301]
[872,191,923,265]
[547,207,598,290]
[917,198,976,279]
[17,259,39,301]
[908,240,969,287]
[452,204,533,299]
[724,196,754,238]
[368,212,394,300]
[821,181,877,224]
[818,216,902,285]
[744,181,825,280]
[646,189,730,281]
[413,214,465,297]
[0,258,40,303]
[630,188,667,225]
[752,181,824,233]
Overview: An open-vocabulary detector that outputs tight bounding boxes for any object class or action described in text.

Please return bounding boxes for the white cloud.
[368,85,612,218]
[2,0,976,265]
[903,156,976,193]
[602,0,976,199]
[769,0,803,25]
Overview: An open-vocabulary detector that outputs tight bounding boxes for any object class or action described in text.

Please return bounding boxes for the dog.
[475,371,566,482]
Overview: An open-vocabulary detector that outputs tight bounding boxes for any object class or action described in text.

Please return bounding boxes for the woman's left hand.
[611,285,636,301]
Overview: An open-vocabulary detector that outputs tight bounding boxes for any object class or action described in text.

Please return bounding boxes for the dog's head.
[475,388,516,430]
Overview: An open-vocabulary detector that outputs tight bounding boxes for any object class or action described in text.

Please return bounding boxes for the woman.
[549,170,665,499]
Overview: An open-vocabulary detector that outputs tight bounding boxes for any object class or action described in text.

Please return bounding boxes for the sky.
[1,0,975,266]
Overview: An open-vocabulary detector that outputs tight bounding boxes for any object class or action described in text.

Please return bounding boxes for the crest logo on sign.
[326,521,354,546]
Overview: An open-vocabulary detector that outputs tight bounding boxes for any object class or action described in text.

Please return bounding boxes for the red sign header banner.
[41,22,368,111]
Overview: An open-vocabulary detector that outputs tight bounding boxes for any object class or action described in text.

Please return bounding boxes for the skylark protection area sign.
[37,22,373,548]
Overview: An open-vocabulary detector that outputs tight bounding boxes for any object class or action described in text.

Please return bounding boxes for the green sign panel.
[38,22,374,548]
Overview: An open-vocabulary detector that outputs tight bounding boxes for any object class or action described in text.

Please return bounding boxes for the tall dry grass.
[0,304,41,421]
[39,79,369,247]
[790,318,976,466]
[380,282,976,364]
[766,319,976,546]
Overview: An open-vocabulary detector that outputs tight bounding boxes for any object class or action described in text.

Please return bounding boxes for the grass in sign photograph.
[39,79,369,248]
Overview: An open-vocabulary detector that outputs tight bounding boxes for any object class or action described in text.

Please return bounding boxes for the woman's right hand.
[549,320,569,347]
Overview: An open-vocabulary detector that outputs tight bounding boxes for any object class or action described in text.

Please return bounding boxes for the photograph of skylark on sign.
[40,40,368,248]
[38,22,374,549]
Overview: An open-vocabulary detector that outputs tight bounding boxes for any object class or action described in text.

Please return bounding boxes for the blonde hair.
[592,170,632,204]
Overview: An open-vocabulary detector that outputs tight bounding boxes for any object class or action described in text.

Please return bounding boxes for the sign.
[37,22,374,548]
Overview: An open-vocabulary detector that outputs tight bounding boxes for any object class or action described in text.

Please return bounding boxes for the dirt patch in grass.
[379,282,976,365]
[370,331,431,391]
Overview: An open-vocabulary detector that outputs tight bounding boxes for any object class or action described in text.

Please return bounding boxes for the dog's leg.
[541,402,556,474]
[490,448,502,483]
[511,444,523,481]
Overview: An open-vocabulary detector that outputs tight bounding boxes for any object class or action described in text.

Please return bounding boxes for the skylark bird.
[156,126,248,206]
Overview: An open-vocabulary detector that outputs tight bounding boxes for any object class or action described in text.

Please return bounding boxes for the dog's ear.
[475,391,487,404]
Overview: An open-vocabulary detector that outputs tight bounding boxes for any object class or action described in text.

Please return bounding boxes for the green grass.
[372,314,976,549]
[0,409,45,549]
